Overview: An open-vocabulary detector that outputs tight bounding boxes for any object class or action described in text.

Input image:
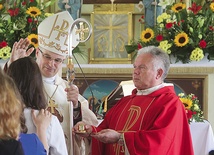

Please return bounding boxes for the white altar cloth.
[190,120,214,155]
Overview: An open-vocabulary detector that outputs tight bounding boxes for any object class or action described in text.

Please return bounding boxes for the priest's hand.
[91,129,120,144]
[65,84,79,108]
[8,38,34,66]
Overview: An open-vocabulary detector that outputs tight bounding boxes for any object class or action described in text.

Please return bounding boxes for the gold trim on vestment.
[113,97,156,154]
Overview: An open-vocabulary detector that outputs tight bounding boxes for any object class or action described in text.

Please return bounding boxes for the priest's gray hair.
[137,46,170,80]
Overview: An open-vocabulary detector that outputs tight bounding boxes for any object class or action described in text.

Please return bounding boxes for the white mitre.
[38,11,79,56]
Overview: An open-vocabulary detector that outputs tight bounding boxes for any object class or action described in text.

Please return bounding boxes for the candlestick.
[110,0,115,11]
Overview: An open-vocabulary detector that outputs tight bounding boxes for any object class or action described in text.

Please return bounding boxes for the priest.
[73,46,194,155]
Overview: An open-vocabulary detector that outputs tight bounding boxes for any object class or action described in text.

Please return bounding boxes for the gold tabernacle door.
[89,11,133,64]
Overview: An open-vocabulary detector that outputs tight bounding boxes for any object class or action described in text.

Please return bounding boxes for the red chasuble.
[91,85,194,155]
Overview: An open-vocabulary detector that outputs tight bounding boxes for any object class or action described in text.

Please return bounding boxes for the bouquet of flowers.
[0,0,55,60]
[178,93,204,123]
[126,0,214,63]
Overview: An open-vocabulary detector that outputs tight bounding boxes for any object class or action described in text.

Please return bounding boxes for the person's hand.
[32,109,51,153]
[65,84,79,108]
[72,121,92,138]
[31,109,52,130]
[8,38,35,66]
[92,129,120,144]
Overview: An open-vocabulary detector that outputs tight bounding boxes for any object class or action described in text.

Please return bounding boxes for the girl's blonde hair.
[0,68,23,140]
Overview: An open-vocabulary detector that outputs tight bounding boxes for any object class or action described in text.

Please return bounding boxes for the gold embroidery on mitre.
[54,22,69,43]
[38,15,70,55]
[39,37,68,54]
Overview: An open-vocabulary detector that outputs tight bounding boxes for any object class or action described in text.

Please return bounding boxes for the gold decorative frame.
[89,11,133,64]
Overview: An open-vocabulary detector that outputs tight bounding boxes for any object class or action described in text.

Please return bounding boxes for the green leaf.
[43,0,56,8]
[124,45,138,54]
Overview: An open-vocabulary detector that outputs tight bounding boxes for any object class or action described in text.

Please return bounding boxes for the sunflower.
[141,28,154,42]
[210,2,214,12]
[26,7,41,18]
[28,34,38,48]
[180,97,192,109]
[174,32,189,47]
[171,3,186,13]
[0,4,3,10]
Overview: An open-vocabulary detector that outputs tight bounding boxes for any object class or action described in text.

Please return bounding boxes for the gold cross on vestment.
[75,22,89,41]
[48,99,58,113]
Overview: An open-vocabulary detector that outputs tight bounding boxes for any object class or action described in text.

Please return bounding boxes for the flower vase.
[207,53,214,61]
[169,55,181,64]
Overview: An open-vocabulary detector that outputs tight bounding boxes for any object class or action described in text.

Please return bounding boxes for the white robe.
[43,74,98,155]
[24,108,68,155]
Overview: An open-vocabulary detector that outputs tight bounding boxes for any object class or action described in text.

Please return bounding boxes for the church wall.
[207,74,214,127]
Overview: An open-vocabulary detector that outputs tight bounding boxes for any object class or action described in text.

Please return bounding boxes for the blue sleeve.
[19,133,47,155]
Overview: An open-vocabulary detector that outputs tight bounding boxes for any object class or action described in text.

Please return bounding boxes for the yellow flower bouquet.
[0,0,55,59]
[178,93,204,123]
[126,0,214,63]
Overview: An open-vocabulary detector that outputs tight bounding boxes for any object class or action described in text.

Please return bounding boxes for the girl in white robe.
[7,56,68,155]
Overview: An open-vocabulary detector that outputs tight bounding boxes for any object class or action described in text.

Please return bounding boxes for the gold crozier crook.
[67,18,92,86]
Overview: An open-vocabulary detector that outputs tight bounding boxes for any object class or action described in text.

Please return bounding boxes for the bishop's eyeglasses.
[39,49,64,64]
